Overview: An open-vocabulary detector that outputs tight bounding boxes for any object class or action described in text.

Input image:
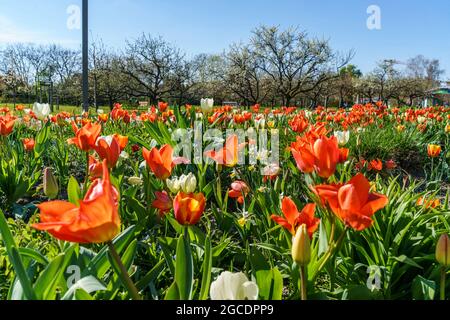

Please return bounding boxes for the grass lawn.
[1,103,111,114]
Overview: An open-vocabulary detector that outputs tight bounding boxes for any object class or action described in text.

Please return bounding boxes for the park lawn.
[0,103,111,114]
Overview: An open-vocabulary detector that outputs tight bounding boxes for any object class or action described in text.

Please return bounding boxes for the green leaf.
[318,220,329,257]
[165,281,180,300]
[62,276,107,300]
[135,260,166,291]
[412,276,436,300]
[157,237,176,276]
[393,255,423,269]
[74,289,95,300]
[175,229,193,300]
[18,248,49,266]
[256,268,283,300]
[67,176,81,206]
[128,135,152,150]
[84,225,136,278]
[0,209,36,300]
[199,236,212,300]
[249,247,270,273]
[33,245,75,300]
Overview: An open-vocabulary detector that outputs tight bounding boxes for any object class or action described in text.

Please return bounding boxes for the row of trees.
[0,25,446,109]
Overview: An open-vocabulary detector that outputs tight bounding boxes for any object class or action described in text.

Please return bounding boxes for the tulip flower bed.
[0,102,449,301]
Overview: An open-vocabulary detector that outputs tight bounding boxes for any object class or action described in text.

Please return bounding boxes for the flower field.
[0,101,450,301]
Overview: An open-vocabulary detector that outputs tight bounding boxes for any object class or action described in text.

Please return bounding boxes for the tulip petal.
[360,193,389,217]
[281,197,300,227]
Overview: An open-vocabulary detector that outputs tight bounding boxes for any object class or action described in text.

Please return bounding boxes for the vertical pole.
[82,0,89,113]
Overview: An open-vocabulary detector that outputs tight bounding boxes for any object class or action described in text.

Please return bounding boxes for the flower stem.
[299,265,308,301]
[313,227,348,281]
[441,266,446,301]
[107,241,142,300]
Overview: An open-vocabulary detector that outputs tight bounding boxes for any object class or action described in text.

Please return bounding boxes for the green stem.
[314,227,348,280]
[107,241,142,300]
[441,266,446,301]
[300,265,308,301]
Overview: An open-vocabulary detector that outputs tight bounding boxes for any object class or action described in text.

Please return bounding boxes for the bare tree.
[250,25,351,106]
[223,43,270,105]
[121,34,185,103]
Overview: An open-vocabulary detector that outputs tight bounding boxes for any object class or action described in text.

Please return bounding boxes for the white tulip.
[166,177,181,194]
[417,116,427,124]
[210,271,259,300]
[180,173,197,193]
[200,98,214,113]
[334,131,350,146]
[32,102,51,120]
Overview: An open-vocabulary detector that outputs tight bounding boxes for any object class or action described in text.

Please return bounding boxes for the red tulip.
[0,116,15,136]
[142,144,175,180]
[368,159,383,172]
[22,138,35,152]
[68,122,102,152]
[271,197,319,238]
[314,174,388,231]
[158,102,169,112]
[291,135,340,178]
[152,191,172,216]
[33,160,120,243]
[95,136,121,168]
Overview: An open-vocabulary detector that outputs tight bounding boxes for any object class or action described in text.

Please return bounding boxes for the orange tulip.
[68,122,102,152]
[205,135,244,167]
[22,138,35,152]
[33,160,120,243]
[173,192,206,225]
[428,144,441,158]
[95,136,121,168]
[113,134,128,151]
[271,197,319,238]
[314,174,388,231]
[291,135,340,178]
[0,116,15,136]
[98,113,109,122]
[417,196,440,209]
[142,144,175,180]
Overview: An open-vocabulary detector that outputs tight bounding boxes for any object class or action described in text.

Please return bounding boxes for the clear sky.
[0,0,449,77]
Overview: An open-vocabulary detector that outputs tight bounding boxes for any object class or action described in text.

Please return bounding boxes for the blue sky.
[0,0,449,77]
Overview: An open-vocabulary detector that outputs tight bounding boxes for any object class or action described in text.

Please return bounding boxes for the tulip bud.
[43,167,59,199]
[166,177,181,194]
[292,224,311,267]
[436,234,450,267]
